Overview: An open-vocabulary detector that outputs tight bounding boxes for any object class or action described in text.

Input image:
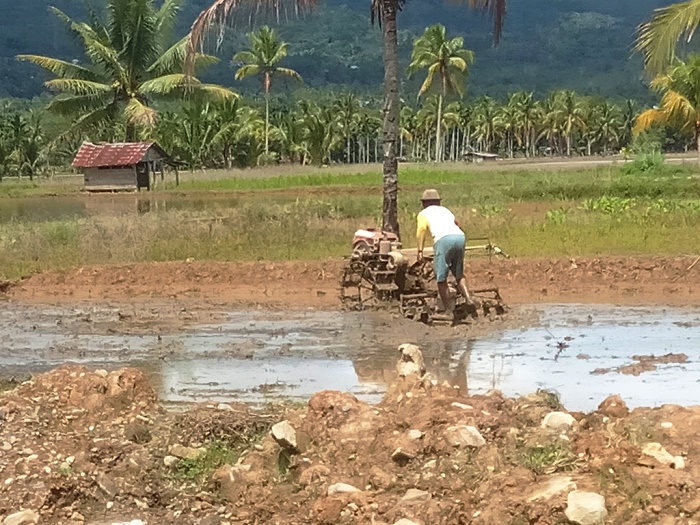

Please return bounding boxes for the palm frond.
[140,74,197,95]
[149,36,219,76]
[634,108,667,133]
[462,0,507,44]
[124,97,158,128]
[418,64,439,98]
[275,67,302,81]
[15,55,98,81]
[662,89,696,122]
[198,84,239,101]
[156,0,183,38]
[635,0,700,74]
[235,64,261,80]
[47,93,112,117]
[44,79,112,96]
[186,0,319,74]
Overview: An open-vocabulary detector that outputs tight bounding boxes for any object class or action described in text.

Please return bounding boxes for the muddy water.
[0,303,698,411]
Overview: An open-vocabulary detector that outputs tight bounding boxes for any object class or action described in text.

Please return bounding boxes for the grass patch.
[516,441,581,475]
[1,194,700,280]
[173,442,237,484]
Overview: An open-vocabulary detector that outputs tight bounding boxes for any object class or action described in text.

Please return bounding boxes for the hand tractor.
[339,228,509,324]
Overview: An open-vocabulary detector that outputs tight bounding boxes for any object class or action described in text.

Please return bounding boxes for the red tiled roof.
[72,142,162,168]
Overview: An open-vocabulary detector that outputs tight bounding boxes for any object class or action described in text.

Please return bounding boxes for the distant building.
[464,151,500,163]
[72,142,169,192]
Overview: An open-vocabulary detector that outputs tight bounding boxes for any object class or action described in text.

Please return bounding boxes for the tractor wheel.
[340,260,367,308]
[357,264,377,309]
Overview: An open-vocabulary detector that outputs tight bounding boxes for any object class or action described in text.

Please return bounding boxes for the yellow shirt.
[416,205,463,250]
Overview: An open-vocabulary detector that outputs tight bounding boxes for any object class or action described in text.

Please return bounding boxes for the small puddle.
[0,303,698,411]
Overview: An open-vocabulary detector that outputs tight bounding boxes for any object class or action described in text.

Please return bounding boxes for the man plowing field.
[416,188,473,323]
[339,190,509,325]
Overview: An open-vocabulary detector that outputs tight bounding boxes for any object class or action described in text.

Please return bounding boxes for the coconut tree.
[18,0,234,142]
[556,90,585,157]
[408,24,474,162]
[635,56,700,161]
[636,0,700,74]
[186,0,506,237]
[234,26,302,156]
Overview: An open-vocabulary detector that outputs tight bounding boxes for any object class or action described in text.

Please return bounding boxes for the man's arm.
[416,212,429,259]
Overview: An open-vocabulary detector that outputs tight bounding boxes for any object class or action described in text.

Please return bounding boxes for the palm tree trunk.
[381,0,400,236]
[264,86,270,155]
[435,93,443,163]
[346,136,351,164]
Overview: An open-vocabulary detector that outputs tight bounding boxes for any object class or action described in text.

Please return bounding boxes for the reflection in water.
[0,304,699,410]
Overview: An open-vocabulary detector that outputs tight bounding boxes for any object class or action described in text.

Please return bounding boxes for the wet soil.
[5,255,700,308]
[2,365,700,525]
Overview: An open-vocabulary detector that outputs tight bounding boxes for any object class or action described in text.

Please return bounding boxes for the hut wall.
[84,167,137,191]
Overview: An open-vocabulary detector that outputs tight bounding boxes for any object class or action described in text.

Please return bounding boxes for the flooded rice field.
[0,302,698,411]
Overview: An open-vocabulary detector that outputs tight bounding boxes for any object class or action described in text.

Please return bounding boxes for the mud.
[0,301,698,412]
[2,363,700,525]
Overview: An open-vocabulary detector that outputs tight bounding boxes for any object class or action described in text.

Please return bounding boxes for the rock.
[407,429,423,441]
[96,474,119,499]
[163,455,179,467]
[391,447,416,463]
[597,395,629,418]
[527,475,577,501]
[397,344,426,378]
[168,444,205,460]
[3,510,39,525]
[641,442,684,468]
[393,520,421,525]
[565,491,607,525]
[444,425,486,448]
[542,412,576,431]
[299,464,331,487]
[660,421,673,429]
[451,402,473,410]
[271,421,298,452]
[369,466,394,489]
[400,488,431,504]
[327,483,361,495]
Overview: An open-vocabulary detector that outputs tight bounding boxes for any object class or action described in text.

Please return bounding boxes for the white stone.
[163,455,179,467]
[565,491,607,525]
[542,412,576,431]
[407,429,423,441]
[327,483,361,495]
[444,425,486,448]
[396,344,426,377]
[642,442,676,466]
[451,402,473,410]
[3,510,39,525]
[168,444,205,460]
[673,456,686,470]
[527,475,577,501]
[400,488,431,503]
[271,421,298,451]
[393,520,421,525]
[660,421,673,429]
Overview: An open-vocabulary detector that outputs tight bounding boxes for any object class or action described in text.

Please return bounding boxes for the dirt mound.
[1,361,700,524]
[5,255,700,308]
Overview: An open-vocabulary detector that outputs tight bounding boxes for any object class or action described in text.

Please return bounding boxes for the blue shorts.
[433,234,466,283]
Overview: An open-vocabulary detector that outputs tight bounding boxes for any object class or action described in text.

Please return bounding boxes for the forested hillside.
[0,0,670,101]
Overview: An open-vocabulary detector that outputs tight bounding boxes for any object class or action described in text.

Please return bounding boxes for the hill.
[0,0,670,101]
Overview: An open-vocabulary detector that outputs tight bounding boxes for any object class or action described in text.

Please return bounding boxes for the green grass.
[0,163,699,280]
[172,442,237,484]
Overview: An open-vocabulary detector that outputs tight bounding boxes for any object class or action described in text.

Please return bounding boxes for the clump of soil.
[592,352,688,376]
[1,364,699,525]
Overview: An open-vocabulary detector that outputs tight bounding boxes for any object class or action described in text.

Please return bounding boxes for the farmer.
[416,188,473,320]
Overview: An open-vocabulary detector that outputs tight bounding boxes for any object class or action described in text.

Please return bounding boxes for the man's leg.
[433,238,455,318]
[451,235,473,304]
[437,280,454,315]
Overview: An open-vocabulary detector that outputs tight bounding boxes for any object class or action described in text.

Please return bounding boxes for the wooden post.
[175,168,179,186]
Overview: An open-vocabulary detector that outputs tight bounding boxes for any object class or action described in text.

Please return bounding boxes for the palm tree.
[334,93,361,163]
[18,0,233,142]
[186,0,506,237]
[635,56,700,161]
[636,0,700,74]
[234,26,302,156]
[556,90,585,157]
[408,24,474,162]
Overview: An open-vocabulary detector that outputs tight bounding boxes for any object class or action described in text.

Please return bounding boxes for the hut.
[464,151,500,163]
[72,142,169,192]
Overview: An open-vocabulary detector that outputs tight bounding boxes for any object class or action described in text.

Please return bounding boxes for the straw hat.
[421,189,441,201]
